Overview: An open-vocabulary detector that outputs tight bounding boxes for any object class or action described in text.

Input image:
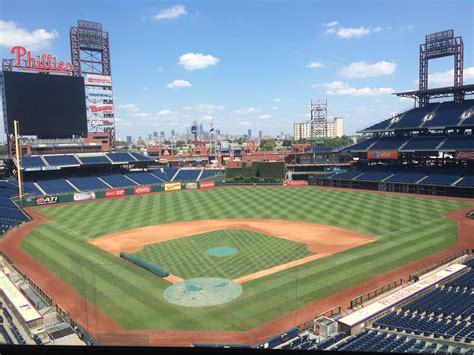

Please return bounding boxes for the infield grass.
[19,187,473,331]
[135,229,313,279]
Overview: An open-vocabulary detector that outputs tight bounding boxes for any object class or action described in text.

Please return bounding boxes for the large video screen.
[2,71,87,137]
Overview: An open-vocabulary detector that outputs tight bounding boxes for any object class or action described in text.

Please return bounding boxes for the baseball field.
[11,186,474,335]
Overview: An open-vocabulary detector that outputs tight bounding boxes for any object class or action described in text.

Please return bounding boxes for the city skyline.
[0,0,473,141]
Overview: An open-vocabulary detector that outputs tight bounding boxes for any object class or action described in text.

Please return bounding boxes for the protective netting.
[164,278,242,307]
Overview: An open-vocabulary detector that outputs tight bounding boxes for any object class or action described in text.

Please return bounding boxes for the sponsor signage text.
[9,45,73,75]
[164,183,181,192]
[84,74,112,86]
[185,182,198,189]
[283,180,308,186]
[134,186,151,195]
[199,181,215,189]
[367,150,399,160]
[105,189,125,198]
[73,192,96,202]
[35,196,58,206]
[455,150,474,161]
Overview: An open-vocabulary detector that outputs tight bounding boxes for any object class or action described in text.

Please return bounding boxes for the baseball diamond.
[10,186,471,337]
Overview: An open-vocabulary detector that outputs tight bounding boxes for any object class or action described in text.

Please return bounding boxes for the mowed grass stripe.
[21,187,473,331]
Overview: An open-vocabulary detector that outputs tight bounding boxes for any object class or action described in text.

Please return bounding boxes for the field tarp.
[119,252,169,278]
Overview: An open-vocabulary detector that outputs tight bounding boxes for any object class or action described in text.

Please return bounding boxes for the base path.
[0,196,472,347]
[89,219,375,284]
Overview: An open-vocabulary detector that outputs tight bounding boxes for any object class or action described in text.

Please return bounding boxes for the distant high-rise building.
[138,136,142,141]
[153,131,158,138]
[160,131,165,138]
[199,123,204,137]
[259,130,262,139]
[280,131,284,139]
[294,100,343,140]
[148,134,152,140]
[126,136,132,144]
[171,129,176,137]
[248,129,252,138]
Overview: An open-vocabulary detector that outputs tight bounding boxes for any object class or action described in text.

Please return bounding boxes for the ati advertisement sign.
[283,180,308,186]
[367,150,399,160]
[185,182,198,189]
[455,150,474,160]
[85,74,112,87]
[9,45,73,75]
[105,189,125,198]
[134,186,151,195]
[35,196,58,206]
[199,181,215,189]
[164,183,181,192]
[90,119,114,127]
[73,192,96,202]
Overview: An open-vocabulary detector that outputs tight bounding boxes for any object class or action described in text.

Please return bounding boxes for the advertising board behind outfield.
[134,186,151,195]
[105,189,125,198]
[73,192,96,201]
[165,183,181,192]
[199,181,215,189]
[35,196,58,206]
[283,180,308,186]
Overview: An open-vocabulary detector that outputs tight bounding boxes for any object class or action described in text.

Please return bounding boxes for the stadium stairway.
[97,177,113,189]
[196,169,204,181]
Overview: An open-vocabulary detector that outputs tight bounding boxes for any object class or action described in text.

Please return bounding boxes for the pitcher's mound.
[164,278,242,307]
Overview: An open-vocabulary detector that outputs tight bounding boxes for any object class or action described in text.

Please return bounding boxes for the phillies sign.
[9,46,73,75]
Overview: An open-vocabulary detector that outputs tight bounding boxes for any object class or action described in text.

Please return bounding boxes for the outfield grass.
[135,229,313,279]
[20,187,473,331]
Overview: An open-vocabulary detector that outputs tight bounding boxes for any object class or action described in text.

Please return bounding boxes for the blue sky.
[1,0,473,140]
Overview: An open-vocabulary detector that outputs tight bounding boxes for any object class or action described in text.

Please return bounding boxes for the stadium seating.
[163,168,178,180]
[148,169,170,182]
[355,166,398,181]
[21,156,46,169]
[369,136,409,150]
[330,168,366,180]
[129,152,154,162]
[199,170,220,180]
[0,207,29,222]
[77,155,112,166]
[456,171,474,187]
[422,101,474,128]
[68,176,109,191]
[99,172,137,187]
[439,136,474,150]
[346,137,378,151]
[360,118,392,132]
[125,171,163,185]
[173,169,201,181]
[0,181,19,198]
[106,153,135,164]
[22,181,43,196]
[43,155,80,167]
[401,136,447,151]
[385,167,432,184]
[36,178,77,194]
[422,169,467,186]
[389,103,439,130]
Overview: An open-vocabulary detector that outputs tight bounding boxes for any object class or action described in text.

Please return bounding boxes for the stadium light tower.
[70,20,116,150]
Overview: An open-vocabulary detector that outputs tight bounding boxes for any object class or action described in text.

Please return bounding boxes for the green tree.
[260,139,276,151]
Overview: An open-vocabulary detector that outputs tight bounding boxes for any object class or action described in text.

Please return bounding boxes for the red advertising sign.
[199,181,215,189]
[134,185,151,195]
[105,189,125,198]
[455,150,474,161]
[9,46,73,75]
[35,196,59,206]
[283,180,308,186]
[89,105,114,113]
[367,150,399,160]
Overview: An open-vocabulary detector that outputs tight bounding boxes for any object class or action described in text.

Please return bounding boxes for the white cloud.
[325,21,339,27]
[133,112,150,118]
[118,103,140,112]
[234,107,259,114]
[0,20,58,50]
[143,86,150,91]
[306,61,325,69]
[178,52,219,70]
[153,4,187,20]
[166,79,192,89]
[273,98,281,103]
[272,106,279,111]
[183,104,225,112]
[373,27,383,33]
[259,114,272,120]
[336,27,371,38]
[157,110,176,116]
[314,81,394,96]
[415,67,474,86]
[239,120,252,126]
[200,115,214,121]
[339,61,397,78]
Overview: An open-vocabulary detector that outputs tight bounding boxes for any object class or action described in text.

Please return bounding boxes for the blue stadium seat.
[107,153,135,164]
[385,167,432,184]
[355,166,398,182]
[77,155,112,166]
[360,118,393,132]
[36,178,77,194]
[346,137,378,152]
[148,169,170,182]
[129,152,154,162]
[422,101,474,128]
[331,168,366,180]
[422,169,468,186]
[163,168,178,180]
[0,181,19,198]
[456,171,474,187]
[99,173,137,187]
[369,136,409,150]
[401,136,447,151]
[389,103,439,130]
[43,155,80,167]
[22,181,43,196]
[21,156,46,169]
[125,171,163,185]
[68,176,109,191]
[199,170,220,180]
[0,206,28,222]
[439,136,474,150]
[173,169,201,181]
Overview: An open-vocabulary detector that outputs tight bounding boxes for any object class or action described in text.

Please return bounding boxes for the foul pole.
[13,120,24,199]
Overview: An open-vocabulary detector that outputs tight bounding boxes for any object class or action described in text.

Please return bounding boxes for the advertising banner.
[367,150,399,160]
[89,104,114,113]
[185,182,198,189]
[199,181,215,189]
[35,196,58,206]
[455,150,474,160]
[86,87,113,99]
[73,192,96,202]
[283,180,308,186]
[84,74,112,87]
[164,183,181,192]
[90,119,114,128]
[105,189,125,198]
[134,185,151,195]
